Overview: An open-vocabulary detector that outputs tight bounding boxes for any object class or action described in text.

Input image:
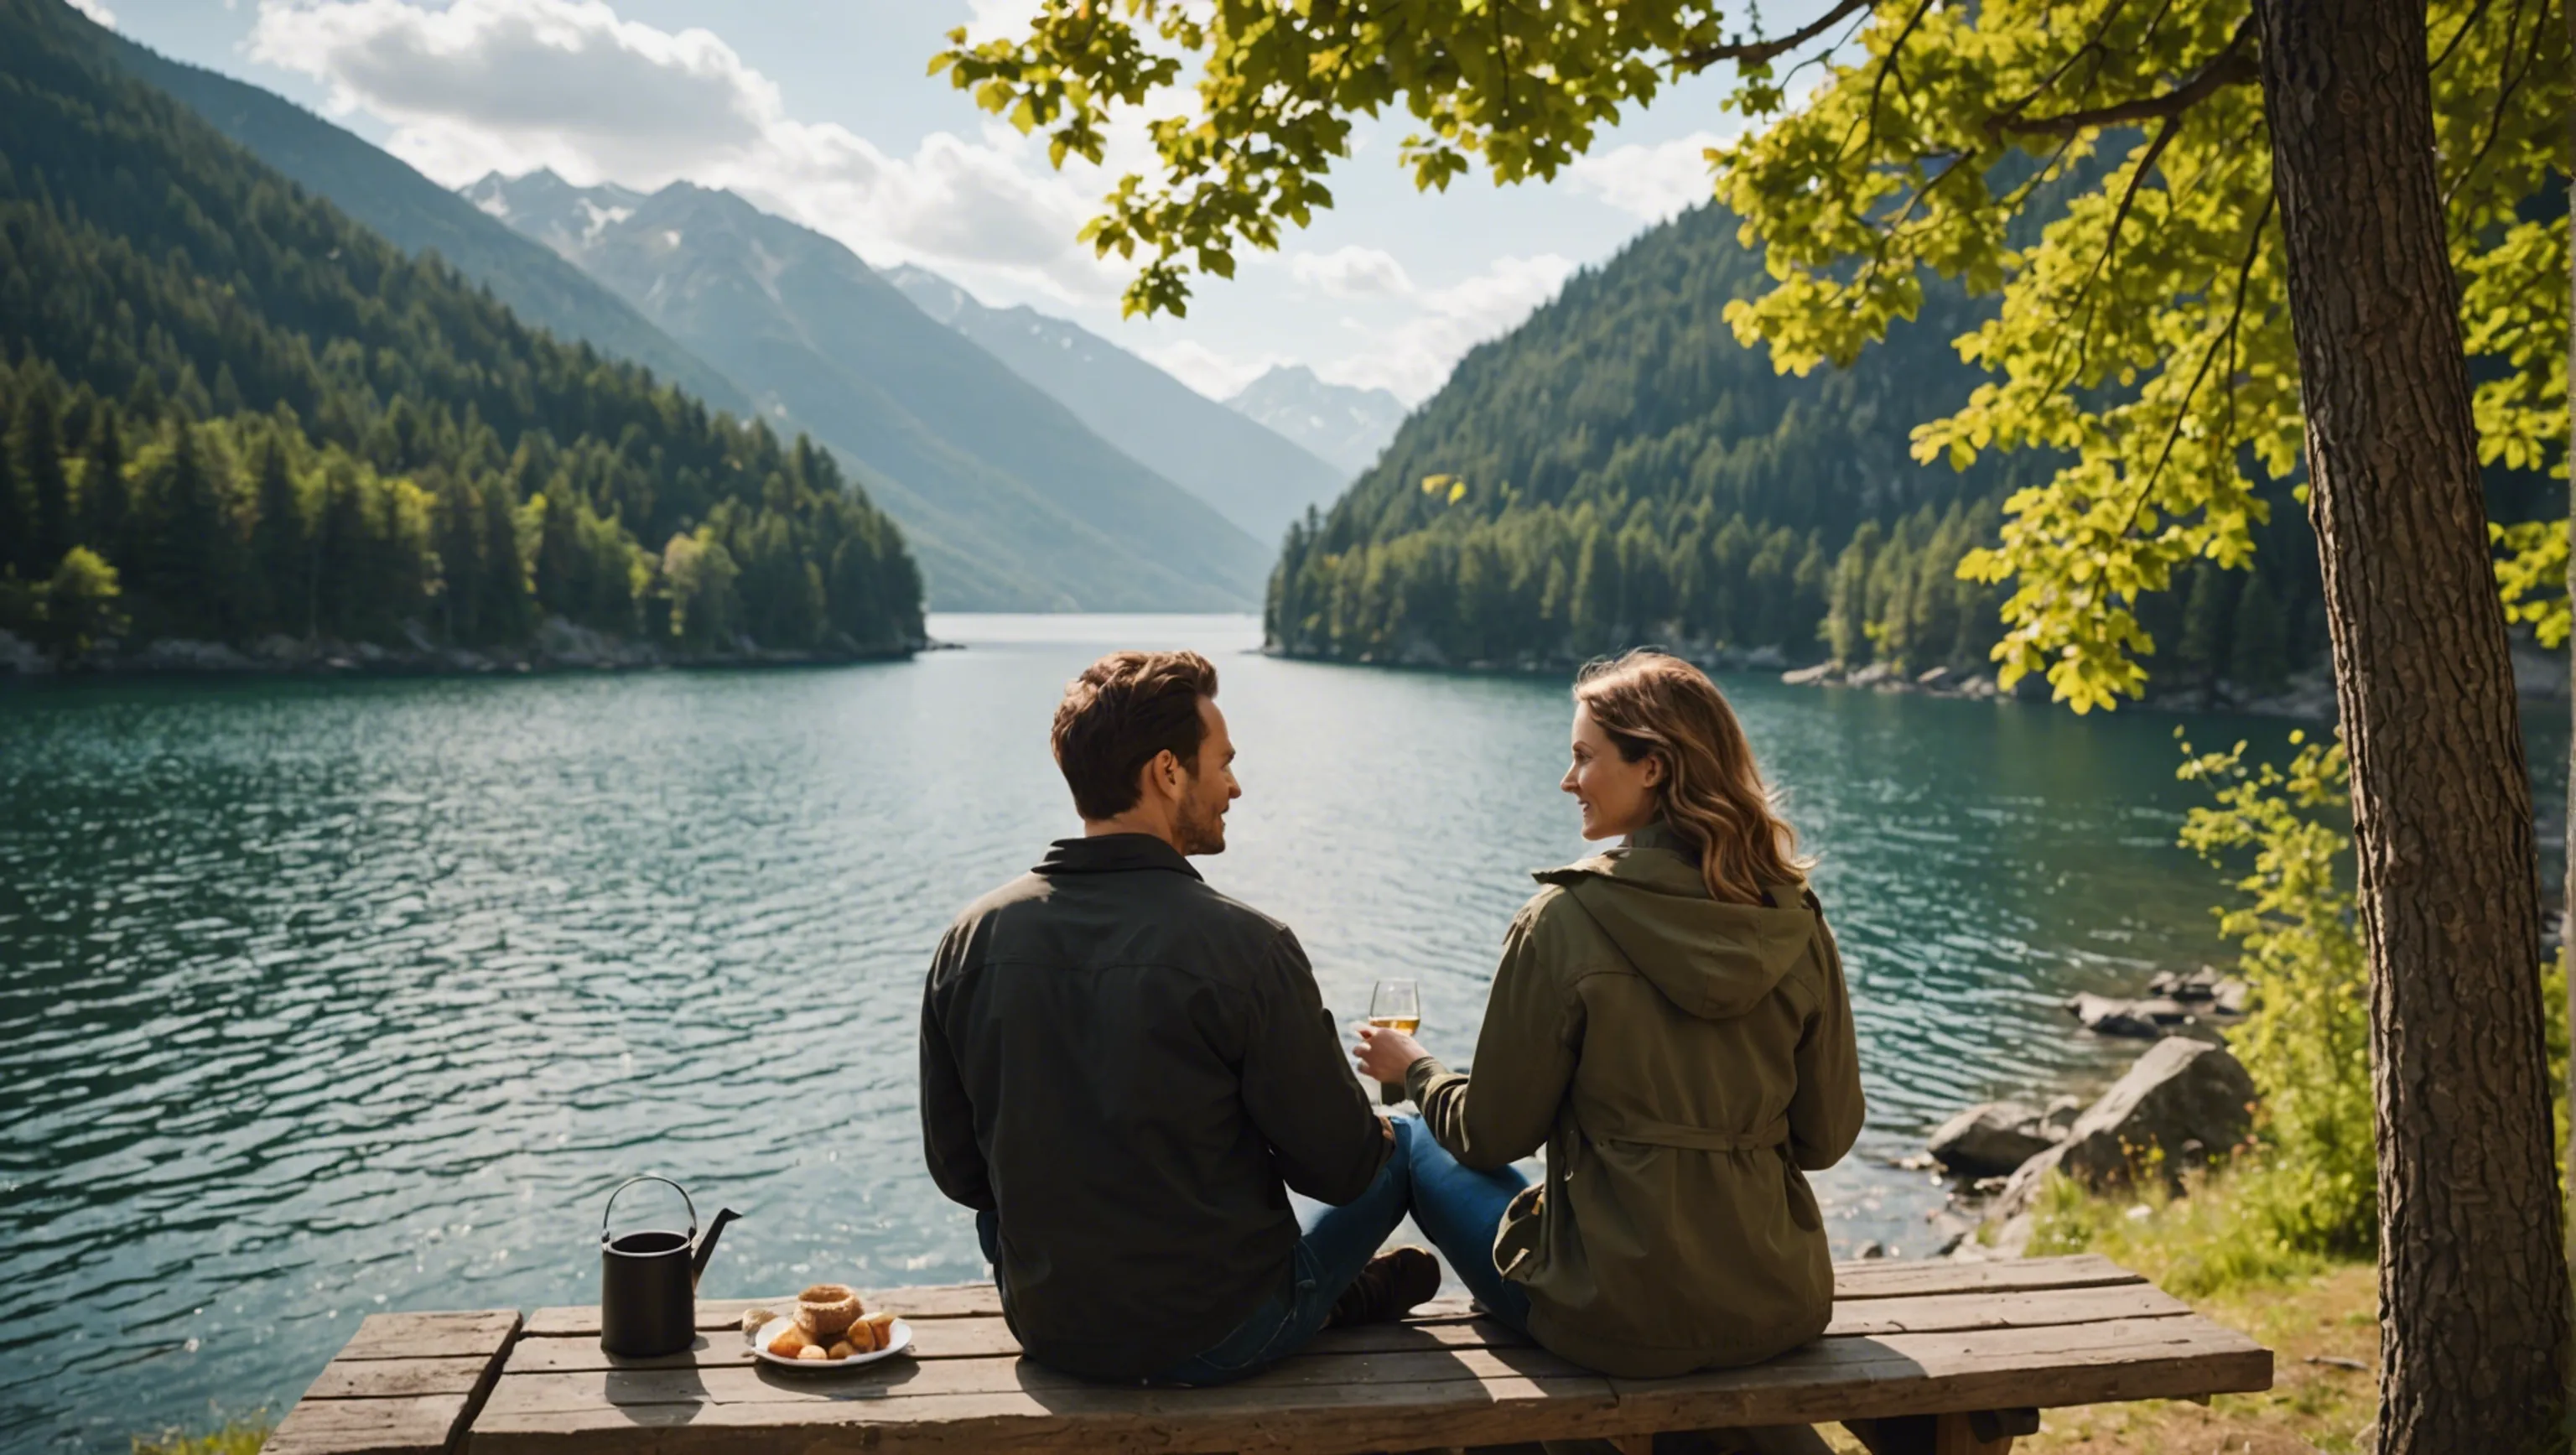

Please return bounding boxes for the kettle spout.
[692,1207,741,1287]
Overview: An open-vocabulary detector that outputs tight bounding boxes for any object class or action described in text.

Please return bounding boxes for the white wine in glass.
[1368,980,1421,1106]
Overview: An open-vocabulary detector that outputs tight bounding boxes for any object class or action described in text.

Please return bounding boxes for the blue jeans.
[976,1119,1417,1385]
[1397,1116,1535,1333]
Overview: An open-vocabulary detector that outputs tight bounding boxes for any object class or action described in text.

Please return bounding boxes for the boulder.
[2040,1094,2084,1140]
[1927,1101,2056,1177]
[1996,1039,2256,1215]
[2146,966,2222,1002]
[1846,662,1899,689]
[1915,665,1955,689]
[1742,645,1788,669]
[2066,992,2194,1037]
[0,628,52,675]
[1781,663,1840,687]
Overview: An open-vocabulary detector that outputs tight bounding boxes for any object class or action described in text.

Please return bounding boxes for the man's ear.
[1146,747,1183,800]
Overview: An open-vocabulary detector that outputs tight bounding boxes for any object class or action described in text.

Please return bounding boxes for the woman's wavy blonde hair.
[1575,649,1811,905]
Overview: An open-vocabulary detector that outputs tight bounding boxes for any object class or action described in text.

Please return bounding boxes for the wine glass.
[1367,979,1421,1106]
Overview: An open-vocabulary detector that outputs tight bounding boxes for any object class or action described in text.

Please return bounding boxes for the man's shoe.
[1328,1245,1441,1326]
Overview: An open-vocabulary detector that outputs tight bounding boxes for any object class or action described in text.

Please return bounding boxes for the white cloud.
[1289,246,1415,300]
[246,0,1123,303]
[1319,253,1576,403]
[1566,131,1726,222]
[67,0,117,29]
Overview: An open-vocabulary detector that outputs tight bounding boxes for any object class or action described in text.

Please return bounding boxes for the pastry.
[740,1307,777,1338]
[766,1325,813,1358]
[827,1340,855,1360]
[795,1344,828,1361]
[794,1283,863,1338]
[860,1311,898,1348]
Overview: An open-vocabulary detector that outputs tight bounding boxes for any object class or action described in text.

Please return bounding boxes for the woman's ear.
[1642,751,1667,788]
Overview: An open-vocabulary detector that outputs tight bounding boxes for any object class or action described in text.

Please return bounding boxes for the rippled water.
[3,614,2553,1448]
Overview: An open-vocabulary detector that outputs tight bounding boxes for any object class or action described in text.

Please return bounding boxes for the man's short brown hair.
[1052,651,1220,821]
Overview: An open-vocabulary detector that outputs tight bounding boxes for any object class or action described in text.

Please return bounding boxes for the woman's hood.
[1532,839,1816,1021]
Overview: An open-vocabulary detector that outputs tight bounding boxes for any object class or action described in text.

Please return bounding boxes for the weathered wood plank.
[521,1285,997,1338]
[1825,1257,2141,1302]
[465,1373,1628,1455]
[500,1281,2186,1377]
[1608,1317,2270,1430]
[510,1259,2144,1342]
[336,1309,523,1361]
[267,1393,472,1455]
[304,1354,509,1400]
[460,1314,2262,1454]
[483,1344,1597,1419]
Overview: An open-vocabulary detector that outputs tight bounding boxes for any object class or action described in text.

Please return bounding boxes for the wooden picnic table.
[266,1254,2271,1455]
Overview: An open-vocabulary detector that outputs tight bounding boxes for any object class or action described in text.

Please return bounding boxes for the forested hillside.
[101,29,750,418]
[0,0,922,663]
[466,171,1271,612]
[1267,201,2335,691]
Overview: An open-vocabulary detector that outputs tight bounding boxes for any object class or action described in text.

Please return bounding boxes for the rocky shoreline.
[0,618,927,681]
[1274,639,2567,722]
[1897,966,2261,1262]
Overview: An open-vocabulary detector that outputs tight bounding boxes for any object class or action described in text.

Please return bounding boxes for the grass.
[130,1416,273,1455]
[1836,1166,2384,1454]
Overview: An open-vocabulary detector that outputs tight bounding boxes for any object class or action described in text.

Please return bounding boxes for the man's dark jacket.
[919,834,1388,1379]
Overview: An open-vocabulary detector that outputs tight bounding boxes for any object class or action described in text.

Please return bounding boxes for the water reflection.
[0,615,2554,1449]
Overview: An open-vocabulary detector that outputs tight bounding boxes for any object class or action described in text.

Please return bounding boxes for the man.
[920,649,1438,1384]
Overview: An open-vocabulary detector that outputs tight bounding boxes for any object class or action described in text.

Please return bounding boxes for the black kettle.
[600,1175,740,1357]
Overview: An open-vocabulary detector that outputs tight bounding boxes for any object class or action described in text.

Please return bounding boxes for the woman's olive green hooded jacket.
[1405,822,1866,1379]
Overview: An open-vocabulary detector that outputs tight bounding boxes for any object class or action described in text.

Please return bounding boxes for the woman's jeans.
[1394,1115,1535,1333]
[975,1119,1419,1385]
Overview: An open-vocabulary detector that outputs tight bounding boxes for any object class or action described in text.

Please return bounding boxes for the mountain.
[0,0,922,660]
[1266,200,2334,689]
[96,30,748,417]
[1225,366,1408,478]
[465,172,1272,612]
[885,264,1346,548]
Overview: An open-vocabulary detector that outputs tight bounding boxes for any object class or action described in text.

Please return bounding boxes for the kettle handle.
[601,1175,699,1247]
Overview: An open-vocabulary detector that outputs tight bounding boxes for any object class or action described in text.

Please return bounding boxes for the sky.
[75,0,1825,405]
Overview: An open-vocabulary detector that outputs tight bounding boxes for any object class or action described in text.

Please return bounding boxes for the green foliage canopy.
[944,0,2568,707]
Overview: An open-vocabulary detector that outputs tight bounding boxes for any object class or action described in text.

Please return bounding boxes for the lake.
[3,614,2542,1449]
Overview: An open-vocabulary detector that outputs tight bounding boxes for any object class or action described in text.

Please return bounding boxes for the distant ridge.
[885,263,1346,547]
[1226,366,1407,478]
[99,34,748,415]
[468,172,1272,612]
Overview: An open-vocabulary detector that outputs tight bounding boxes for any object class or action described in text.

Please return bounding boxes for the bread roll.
[766,1325,813,1358]
[795,1343,828,1361]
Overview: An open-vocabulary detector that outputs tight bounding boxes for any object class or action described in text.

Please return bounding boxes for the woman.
[1355,649,1864,1379]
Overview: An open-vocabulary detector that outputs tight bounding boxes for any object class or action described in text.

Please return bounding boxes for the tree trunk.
[2253,0,2568,1448]
[2564,0,2576,1436]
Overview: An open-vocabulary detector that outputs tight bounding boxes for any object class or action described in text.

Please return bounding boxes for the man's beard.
[1175,788,1228,855]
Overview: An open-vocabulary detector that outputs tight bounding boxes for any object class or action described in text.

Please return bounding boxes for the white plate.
[748,1314,913,1369]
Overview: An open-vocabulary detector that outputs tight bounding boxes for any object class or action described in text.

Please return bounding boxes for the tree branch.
[1672,0,1874,74]
[1989,16,2257,138]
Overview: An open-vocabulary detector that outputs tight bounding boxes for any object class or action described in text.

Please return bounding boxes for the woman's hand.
[1353,1022,1428,1084]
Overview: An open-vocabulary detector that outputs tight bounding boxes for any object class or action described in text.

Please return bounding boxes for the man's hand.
[1353,1022,1428,1083]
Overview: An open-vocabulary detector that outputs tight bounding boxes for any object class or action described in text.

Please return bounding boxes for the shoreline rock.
[0,619,925,683]
[1932,963,2262,1257]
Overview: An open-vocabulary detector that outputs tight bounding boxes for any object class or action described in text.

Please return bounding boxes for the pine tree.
[78,408,128,563]
[14,386,71,571]
[1825,520,1881,665]
[0,397,27,580]
[1571,525,1618,653]
[2179,564,2232,678]
[2230,569,2291,695]
[248,437,307,637]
